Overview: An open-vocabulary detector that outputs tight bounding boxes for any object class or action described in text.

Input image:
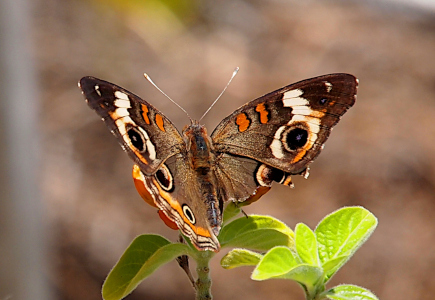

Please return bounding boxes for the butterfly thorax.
[183,123,221,235]
[183,123,215,170]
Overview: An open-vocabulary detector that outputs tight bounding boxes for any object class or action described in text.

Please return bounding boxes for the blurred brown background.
[1,0,435,299]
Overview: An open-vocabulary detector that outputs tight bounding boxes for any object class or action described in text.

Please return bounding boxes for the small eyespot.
[319,98,328,105]
[285,127,308,150]
[255,164,287,187]
[155,164,173,192]
[182,204,196,224]
[127,127,145,152]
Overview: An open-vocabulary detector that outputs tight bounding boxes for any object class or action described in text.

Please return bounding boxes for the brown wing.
[213,153,294,203]
[140,154,221,251]
[79,76,184,175]
[211,73,358,174]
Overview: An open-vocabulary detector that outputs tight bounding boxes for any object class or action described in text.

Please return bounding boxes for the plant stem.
[194,251,214,300]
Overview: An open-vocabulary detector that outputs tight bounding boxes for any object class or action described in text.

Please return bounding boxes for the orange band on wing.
[255,103,269,124]
[155,114,165,132]
[236,113,250,132]
[132,165,157,208]
[132,166,210,235]
[291,149,307,163]
[242,186,271,206]
[131,148,149,164]
[283,176,293,186]
[153,179,212,238]
[194,225,213,238]
[141,104,151,124]
[158,210,179,230]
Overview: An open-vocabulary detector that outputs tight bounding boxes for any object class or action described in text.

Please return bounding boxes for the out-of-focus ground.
[26,0,435,299]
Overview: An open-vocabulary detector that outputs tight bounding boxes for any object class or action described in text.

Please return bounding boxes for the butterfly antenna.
[143,73,193,123]
[199,67,239,122]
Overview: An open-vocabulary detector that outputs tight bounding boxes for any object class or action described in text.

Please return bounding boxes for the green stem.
[304,281,324,300]
[194,251,214,300]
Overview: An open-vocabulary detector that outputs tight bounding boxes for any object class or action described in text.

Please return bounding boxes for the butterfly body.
[79,73,358,252]
[182,123,222,236]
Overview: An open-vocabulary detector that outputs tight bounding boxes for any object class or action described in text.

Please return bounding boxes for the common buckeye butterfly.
[79,73,358,252]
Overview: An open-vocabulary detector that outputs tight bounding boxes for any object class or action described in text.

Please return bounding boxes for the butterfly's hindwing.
[138,155,221,251]
[214,153,295,203]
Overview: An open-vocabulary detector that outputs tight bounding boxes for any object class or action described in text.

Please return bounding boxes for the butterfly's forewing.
[211,73,358,175]
[79,76,184,175]
[80,77,221,251]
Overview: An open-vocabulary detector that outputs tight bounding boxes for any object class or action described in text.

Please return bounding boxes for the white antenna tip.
[143,73,152,82]
[199,67,240,122]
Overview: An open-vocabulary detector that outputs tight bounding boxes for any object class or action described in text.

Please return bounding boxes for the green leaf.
[315,207,377,280]
[251,246,323,289]
[102,234,190,300]
[295,223,319,266]
[321,255,348,281]
[323,284,379,300]
[220,248,263,269]
[277,264,323,287]
[222,202,242,224]
[251,246,298,280]
[219,215,294,251]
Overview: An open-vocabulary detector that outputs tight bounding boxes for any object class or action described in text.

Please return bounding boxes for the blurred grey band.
[0,0,51,299]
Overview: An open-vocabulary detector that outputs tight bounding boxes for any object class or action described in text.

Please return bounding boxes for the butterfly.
[79,73,358,252]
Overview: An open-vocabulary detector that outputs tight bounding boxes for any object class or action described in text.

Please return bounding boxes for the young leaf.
[277,264,323,291]
[282,264,324,299]
[102,234,190,300]
[251,246,298,280]
[220,248,263,269]
[315,207,377,280]
[251,246,323,290]
[321,255,348,281]
[219,215,294,251]
[323,284,379,300]
[295,223,319,266]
